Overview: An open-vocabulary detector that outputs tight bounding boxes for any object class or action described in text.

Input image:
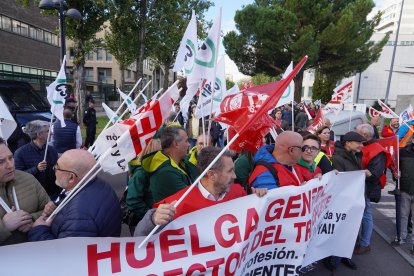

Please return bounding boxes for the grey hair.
[356,123,375,139]
[197,146,235,174]
[160,126,185,149]
[22,120,49,140]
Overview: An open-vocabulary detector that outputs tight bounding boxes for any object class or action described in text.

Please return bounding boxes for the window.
[12,20,20,34]
[106,51,112,61]
[308,87,313,97]
[1,16,11,31]
[85,68,94,81]
[97,48,103,60]
[69,48,74,59]
[29,26,37,39]
[20,22,28,36]
[127,70,131,78]
[22,67,30,74]
[301,87,304,97]
[98,68,112,83]
[87,51,94,60]
[43,31,52,44]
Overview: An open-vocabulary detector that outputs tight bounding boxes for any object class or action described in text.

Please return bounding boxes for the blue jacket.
[28,177,122,240]
[53,119,78,154]
[14,142,60,197]
[252,145,279,189]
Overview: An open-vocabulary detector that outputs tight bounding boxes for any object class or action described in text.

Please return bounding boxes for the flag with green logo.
[275,61,294,108]
[46,56,67,127]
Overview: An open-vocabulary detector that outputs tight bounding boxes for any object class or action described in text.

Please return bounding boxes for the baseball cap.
[342,131,366,143]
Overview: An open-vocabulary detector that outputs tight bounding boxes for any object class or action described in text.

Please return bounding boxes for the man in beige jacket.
[0,138,49,246]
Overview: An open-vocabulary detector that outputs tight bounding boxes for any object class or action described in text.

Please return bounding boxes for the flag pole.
[46,162,101,222]
[138,55,308,248]
[291,100,295,132]
[88,80,151,153]
[101,78,142,131]
[43,112,54,161]
[138,132,241,248]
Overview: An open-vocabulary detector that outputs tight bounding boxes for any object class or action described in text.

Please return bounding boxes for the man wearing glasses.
[249,131,304,189]
[295,134,322,182]
[28,149,122,240]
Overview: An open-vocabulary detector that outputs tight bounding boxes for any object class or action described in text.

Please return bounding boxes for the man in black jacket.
[328,131,367,272]
[399,143,414,255]
[83,99,97,148]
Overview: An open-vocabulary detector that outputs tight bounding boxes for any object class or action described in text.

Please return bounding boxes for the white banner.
[0,171,365,276]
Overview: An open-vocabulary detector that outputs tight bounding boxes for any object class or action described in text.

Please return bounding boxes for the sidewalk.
[372,180,414,267]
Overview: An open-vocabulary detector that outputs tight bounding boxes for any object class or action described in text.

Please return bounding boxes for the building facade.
[0,0,60,94]
[354,0,414,108]
[65,25,175,101]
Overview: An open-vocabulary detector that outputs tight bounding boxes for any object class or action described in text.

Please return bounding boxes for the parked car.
[0,80,51,152]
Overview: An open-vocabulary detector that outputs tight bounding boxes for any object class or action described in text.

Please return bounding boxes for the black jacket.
[331,141,362,172]
[83,107,97,127]
[400,145,414,195]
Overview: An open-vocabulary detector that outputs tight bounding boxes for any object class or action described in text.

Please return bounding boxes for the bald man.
[248,131,304,189]
[28,150,122,240]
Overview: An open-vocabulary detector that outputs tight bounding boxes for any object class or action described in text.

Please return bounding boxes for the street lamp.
[39,0,82,63]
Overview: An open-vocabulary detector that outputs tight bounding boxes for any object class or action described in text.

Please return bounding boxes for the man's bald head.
[59,149,96,180]
[273,131,303,165]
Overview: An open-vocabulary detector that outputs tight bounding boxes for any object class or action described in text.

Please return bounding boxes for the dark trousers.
[85,127,96,148]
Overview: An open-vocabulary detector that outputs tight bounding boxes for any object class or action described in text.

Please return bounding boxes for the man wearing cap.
[326,131,367,272]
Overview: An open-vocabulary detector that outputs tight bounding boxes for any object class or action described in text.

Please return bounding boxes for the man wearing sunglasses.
[28,149,122,240]
[248,131,304,189]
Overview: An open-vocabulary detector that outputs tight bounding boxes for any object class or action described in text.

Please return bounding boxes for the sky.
[202,0,390,82]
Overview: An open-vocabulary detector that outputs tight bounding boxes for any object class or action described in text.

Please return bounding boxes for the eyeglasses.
[302,145,320,153]
[53,163,78,178]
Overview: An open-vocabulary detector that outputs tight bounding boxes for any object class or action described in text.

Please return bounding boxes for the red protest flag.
[215,56,308,152]
[307,108,325,134]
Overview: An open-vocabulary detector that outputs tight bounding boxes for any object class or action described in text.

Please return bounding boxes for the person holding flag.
[14,120,61,199]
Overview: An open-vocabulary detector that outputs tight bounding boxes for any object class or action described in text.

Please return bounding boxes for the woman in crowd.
[317,126,335,157]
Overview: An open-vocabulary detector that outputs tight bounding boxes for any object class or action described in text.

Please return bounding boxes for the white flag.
[46,56,67,127]
[399,104,414,124]
[102,103,119,124]
[173,10,197,74]
[0,96,17,140]
[276,61,294,108]
[99,82,180,175]
[188,8,221,85]
[118,88,137,113]
[195,56,226,118]
[180,81,201,120]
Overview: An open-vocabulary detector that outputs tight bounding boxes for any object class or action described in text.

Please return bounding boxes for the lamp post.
[39,0,82,63]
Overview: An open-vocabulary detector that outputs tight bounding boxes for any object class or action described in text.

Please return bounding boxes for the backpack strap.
[248,160,279,188]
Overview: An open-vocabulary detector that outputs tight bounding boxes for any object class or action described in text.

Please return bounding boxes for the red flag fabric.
[220,82,281,113]
[377,136,399,177]
[214,56,308,152]
[307,108,325,134]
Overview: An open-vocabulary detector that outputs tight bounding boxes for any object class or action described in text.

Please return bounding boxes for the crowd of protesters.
[1,96,413,274]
